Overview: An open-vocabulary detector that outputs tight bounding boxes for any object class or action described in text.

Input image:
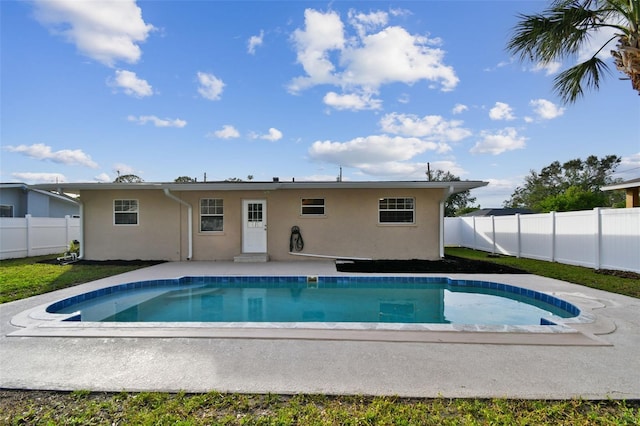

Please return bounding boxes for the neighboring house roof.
[461,208,534,217]
[0,183,79,205]
[601,177,640,191]
[33,180,489,195]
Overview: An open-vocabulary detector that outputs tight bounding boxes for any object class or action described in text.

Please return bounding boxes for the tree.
[507,0,640,103]
[504,155,623,211]
[174,176,196,183]
[430,170,480,216]
[113,174,143,183]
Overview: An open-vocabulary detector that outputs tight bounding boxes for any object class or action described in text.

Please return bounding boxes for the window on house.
[0,205,14,218]
[114,200,138,225]
[379,197,414,224]
[200,198,223,231]
[301,198,325,216]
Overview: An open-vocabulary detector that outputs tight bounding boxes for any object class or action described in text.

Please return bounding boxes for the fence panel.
[600,208,640,271]
[444,208,639,273]
[554,210,597,268]
[0,215,80,260]
[0,218,28,259]
[493,215,519,256]
[519,214,553,262]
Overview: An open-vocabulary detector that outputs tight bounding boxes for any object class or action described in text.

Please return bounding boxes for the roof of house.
[460,208,535,217]
[33,180,489,195]
[601,177,640,191]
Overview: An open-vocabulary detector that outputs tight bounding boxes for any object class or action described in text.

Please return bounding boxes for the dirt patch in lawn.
[336,255,527,274]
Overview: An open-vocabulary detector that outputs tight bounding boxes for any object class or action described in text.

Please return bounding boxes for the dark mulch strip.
[596,269,640,280]
[336,255,527,274]
[37,258,166,266]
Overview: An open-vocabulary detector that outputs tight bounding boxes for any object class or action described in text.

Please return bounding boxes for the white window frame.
[378,197,415,224]
[300,198,325,216]
[113,199,139,225]
[0,205,14,218]
[200,198,224,232]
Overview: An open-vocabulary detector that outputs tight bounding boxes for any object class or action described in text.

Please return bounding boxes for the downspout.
[78,200,84,259]
[439,185,455,258]
[163,188,193,260]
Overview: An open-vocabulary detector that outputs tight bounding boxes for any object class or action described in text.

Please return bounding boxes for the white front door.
[242,199,267,253]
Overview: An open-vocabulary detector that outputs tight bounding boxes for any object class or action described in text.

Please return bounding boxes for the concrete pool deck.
[1,261,639,399]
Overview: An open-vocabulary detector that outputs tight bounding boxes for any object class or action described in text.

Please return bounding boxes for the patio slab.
[1,261,639,399]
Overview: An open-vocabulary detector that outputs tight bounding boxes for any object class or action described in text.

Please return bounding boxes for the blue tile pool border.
[46,275,581,319]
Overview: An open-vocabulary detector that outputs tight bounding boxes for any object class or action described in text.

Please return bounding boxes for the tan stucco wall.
[80,187,445,261]
[81,190,183,261]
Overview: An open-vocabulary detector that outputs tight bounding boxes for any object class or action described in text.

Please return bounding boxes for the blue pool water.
[48,276,579,326]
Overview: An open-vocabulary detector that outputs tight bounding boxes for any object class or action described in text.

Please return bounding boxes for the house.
[601,178,640,208]
[33,180,488,262]
[460,208,534,217]
[0,183,79,218]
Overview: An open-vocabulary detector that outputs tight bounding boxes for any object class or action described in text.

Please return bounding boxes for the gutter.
[163,188,193,260]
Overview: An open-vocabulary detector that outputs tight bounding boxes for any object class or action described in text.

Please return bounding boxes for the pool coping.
[7,271,605,346]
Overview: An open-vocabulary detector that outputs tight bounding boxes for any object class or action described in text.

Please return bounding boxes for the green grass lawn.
[1,252,638,424]
[446,247,640,299]
[0,255,153,304]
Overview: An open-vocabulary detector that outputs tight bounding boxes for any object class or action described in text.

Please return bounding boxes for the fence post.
[491,215,496,255]
[550,211,556,262]
[594,207,601,270]
[25,214,33,257]
[515,213,521,258]
[65,215,71,247]
[472,216,477,250]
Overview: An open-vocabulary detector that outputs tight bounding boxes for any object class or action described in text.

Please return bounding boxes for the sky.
[1,0,639,208]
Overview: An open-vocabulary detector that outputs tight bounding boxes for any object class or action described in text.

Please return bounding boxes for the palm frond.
[553,56,611,102]
[507,2,604,62]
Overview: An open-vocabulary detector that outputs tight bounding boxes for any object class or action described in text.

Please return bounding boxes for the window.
[200,198,223,231]
[0,205,14,218]
[301,198,325,216]
[114,199,138,225]
[379,197,414,224]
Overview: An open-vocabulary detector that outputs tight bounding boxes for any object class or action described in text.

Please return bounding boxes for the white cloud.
[197,72,225,100]
[257,128,283,142]
[452,104,468,114]
[247,30,264,54]
[530,98,565,120]
[470,128,527,155]
[211,125,240,139]
[109,70,153,97]
[289,9,345,92]
[289,8,458,108]
[323,91,382,111]
[532,61,562,75]
[32,0,154,67]
[489,102,515,121]
[348,9,388,38]
[94,172,111,182]
[127,115,187,128]
[379,112,472,144]
[340,26,457,90]
[5,143,98,168]
[309,134,438,166]
[11,172,67,183]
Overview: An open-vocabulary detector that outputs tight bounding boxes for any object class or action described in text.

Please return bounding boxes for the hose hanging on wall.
[290,225,304,252]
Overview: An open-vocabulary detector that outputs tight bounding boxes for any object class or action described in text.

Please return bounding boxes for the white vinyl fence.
[0,215,80,260]
[445,208,640,273]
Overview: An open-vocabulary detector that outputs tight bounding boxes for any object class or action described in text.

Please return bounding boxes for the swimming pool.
[47,276,580,326]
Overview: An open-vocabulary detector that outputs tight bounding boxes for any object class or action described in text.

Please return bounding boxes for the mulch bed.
[336,255,527,274]
[37,258,166,266]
